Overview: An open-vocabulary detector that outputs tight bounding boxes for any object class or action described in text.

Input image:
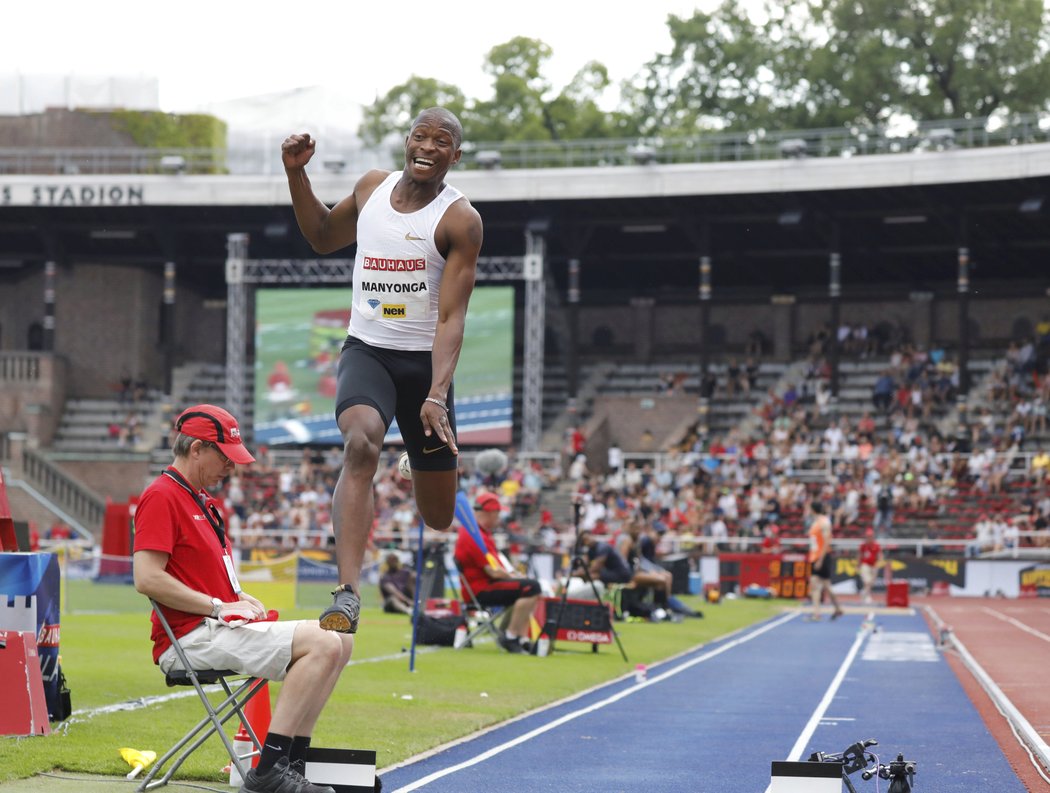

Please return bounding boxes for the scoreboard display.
[770,553,811,599]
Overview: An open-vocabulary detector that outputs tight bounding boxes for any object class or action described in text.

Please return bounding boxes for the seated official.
[454,492,541,654]
[379,553,415,615]
[133,404,352,793]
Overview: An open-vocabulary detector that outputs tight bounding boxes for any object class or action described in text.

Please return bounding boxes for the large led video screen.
[253,287,513,447]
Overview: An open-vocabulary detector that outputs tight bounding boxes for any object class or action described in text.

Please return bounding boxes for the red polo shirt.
[134,468,239,662]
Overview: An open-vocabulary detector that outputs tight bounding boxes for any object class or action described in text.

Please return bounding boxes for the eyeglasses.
[200,441,233,467]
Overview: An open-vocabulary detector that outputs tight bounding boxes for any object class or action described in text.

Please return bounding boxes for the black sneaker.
[240,756,335,793]
[498,635,526,654]
[319,584,360,633]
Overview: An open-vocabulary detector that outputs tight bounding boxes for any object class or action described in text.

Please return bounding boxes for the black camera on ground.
[862,753,916,793]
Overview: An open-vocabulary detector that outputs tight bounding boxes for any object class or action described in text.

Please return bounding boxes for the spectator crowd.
[210,333,1050,568]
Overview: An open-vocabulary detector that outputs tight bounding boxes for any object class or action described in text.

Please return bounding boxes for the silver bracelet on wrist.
[425,397,449,412]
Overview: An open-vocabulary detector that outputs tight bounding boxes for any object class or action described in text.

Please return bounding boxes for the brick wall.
[0,108,134,147]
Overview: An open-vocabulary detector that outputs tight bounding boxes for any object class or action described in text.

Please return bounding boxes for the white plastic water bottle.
[536,633,550,657]
[634,663,648,683]
[228,726,254,787]
[453,621,468,649]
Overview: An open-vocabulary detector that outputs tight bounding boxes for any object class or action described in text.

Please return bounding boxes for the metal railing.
[20,447,107,532]
[0,352,44,383]
[453,113,1050,170]
[1,113,1048,176]
[0,147,227,175]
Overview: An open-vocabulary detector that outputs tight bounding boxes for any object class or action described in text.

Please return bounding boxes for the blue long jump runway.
[380,610,1026,793]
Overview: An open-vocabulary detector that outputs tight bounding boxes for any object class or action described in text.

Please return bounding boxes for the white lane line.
[389,612,801,793]
[761,620,873,793]
[980,607,1050,644]
[70,648,433,722]
[929,605,1050,778]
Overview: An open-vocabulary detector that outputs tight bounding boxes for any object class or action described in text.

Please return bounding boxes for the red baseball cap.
[474,492,501,512]
[175,404,255,465]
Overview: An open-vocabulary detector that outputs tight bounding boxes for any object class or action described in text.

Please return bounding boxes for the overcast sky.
[5,0,715,116]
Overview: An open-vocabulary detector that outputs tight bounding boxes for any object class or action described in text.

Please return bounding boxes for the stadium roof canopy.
[2,143,1049,301]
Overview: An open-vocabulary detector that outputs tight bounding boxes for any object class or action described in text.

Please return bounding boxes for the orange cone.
[242,682,271,768]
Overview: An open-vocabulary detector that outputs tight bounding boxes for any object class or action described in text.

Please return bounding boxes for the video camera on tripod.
[808,739,917,793]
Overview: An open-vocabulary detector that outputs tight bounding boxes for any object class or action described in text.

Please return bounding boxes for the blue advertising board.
[0,552,62,721]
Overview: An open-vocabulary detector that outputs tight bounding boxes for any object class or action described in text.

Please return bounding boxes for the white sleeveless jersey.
[348,171,465,350]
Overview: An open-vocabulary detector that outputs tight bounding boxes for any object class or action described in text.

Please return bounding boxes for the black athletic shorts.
[475,578,542,607]
[335,336,457,472]
[812,554,833,580]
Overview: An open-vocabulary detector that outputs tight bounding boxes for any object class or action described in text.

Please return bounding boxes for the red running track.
[921,595,1050,792]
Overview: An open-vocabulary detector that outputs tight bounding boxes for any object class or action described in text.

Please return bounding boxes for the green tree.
[623,3,780,135]
[627,0,1050,133]
[547,62,642,140]
[815,0,1050,121]
[358,77,467,147]
[466,36,554,142]
[358,36,633,147]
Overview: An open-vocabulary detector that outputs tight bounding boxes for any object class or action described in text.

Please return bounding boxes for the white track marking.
[389,612,800,793]
[980,607,1050,644]
[761,620,874,793]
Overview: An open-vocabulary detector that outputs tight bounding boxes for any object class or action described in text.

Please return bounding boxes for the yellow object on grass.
[120,747,157,780]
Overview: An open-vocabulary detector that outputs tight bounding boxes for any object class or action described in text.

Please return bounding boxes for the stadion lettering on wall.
[1,184,145,206]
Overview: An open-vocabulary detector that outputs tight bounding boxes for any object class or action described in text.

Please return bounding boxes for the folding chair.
[137,599,268,792]
[451,561,510,648]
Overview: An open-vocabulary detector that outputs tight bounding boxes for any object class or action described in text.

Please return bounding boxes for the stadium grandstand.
[2,103,1050,792]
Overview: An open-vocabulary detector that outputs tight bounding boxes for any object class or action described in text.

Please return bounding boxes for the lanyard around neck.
[162,468,227,550]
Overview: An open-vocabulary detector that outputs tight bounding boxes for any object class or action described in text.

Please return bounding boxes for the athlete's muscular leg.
[410,468,458,530]
[332,404,387,591]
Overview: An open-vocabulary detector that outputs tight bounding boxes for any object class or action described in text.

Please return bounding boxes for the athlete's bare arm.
[421,198,484,451]
[282,132,388,254]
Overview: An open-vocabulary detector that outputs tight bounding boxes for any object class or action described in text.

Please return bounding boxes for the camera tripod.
[547,499,628,662]
[808,738,916,793]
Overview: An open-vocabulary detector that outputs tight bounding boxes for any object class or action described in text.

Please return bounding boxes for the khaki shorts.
[859,564,877,586]
[158,618,304,681]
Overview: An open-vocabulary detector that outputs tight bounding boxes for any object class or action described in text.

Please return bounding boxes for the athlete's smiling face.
[404,111,462,182]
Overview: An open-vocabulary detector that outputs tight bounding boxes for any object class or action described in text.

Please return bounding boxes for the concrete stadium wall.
[2,262,228,397]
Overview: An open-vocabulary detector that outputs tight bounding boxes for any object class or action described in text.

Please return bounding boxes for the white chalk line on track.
[761,615,873,793]
[388,611,801,793]
[926,604,1050,784]
[68,648,433,723]
[980,606,1050,644]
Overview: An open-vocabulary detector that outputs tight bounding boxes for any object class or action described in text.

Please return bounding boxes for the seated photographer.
[454,492,541,654]
[379,553,415,615]
[616,519,673,600]
[577,529,633,588]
